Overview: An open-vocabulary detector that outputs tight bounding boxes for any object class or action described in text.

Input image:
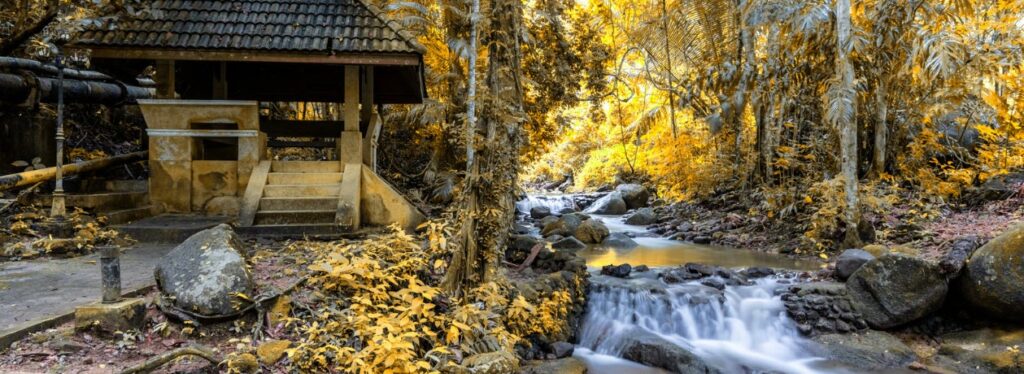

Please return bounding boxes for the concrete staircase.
[238,161,348,237]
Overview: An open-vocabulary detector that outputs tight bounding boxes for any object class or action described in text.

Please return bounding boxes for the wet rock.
[463,351,519,374]
[960,223,1024,320]
[634,265,650,272]
[811,330,917,371]
[741,267,775,279]
[538,215,559,229]
[551,237,586,251]
[511,235,543,253]
[557,207,577,215]
[551,341,574,358]
[700,278,726,291]
[601,233,638,249]
[519,357,586,374]
[154,224,254,316]
[847,254,947,329]
[660,266,704,283]
[620,330,720,374]
[615,184,650,209]
[583,191,628,215]
[782,282,866,336]
[601,264,632,278]
[575,219,610,244]
[530,206,552,219]
[624,207,657,225]
[933,328,1024,374]
[835,249,874,281]
[514,222,532,235]
[542,214,583,237]
[692,236,712,244]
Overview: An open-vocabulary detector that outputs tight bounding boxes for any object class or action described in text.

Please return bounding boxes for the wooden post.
[155,60,175,99]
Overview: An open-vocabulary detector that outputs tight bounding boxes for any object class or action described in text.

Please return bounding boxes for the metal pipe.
[0,151,147,192]
[0,71,153,105]
[99,246,122,303]
[51,52,66,218]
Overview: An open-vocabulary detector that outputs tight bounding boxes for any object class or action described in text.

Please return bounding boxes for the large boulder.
[601,232,639,250]
[835,249,875,281]
[154,224,254,316]
[811,330,917,372]
[960,223,1024,320]
[615,184,650,209]
[624,207,657,225]
[575,219,609,244]
[529,206,552,219]
[583,192,628,215]
[846,254,947,329]
[620,330,719,374]
[541,214,584,237]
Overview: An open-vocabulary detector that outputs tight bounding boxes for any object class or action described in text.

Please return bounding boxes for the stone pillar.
[336,66,362,229]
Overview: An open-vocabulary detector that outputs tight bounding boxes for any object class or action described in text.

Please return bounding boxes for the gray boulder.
[529,206,552,219]
[624,207,657,225]
[601,233,639,250]
[584,192,628,215]
[575,219,610,244]
[551,237,587,251]
[542,214,583,237]
[537,215,559,229]
[960,223,1024,320]
[620,330,719,374]
[836,249,875,281]
[975,172,1024,201]
[154,224,254,316]
[615,184,650,209]
[811,330,917,371]
[847,254,947,329]
[600,264,632,278]
[510,235,543,253]
[551,341,574,358]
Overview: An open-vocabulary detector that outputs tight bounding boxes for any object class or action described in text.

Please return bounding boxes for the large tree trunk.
[835,0,861,248]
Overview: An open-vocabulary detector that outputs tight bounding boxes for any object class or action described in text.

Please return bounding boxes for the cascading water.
[576,275,840,374]
[516,194,578,215]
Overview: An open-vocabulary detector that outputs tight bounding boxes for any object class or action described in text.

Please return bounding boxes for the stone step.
[236,224,384,240]
[113,214,233,243]
[104,180,148,192]
[101,205,155,225]
[266,172,342,185]
[32,191,149,212]
[254,210,335,225]
[262,184,339,198]
[270,161,340,173]
[259,197,337,211]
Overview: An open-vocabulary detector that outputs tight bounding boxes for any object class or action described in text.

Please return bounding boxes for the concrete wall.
[0,110,55,175]
[360,165,425,232]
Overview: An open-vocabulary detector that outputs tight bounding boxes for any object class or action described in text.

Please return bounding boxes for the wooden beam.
[344,66,360,132]
[155,60,175,99]
[87,47,422,66]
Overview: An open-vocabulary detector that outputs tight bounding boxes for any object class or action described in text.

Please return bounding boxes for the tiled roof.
[76,0,424,55]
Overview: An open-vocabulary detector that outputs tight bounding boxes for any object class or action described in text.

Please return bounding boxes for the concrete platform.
[0,243,174,349]
[113,214,233,243]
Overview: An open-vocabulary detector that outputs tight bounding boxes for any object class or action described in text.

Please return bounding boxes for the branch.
[0,7,59,56]
[119,345,222,374]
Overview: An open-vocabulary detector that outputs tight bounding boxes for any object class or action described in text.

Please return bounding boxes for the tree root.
[119,344,222,374]
[157,276,307,323]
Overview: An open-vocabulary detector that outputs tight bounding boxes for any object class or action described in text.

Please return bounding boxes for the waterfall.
[516,195,578,214]
[578,276,834,374]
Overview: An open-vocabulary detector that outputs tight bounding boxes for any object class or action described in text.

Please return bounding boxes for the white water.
[576,276,835,374]
[515,194,578,214]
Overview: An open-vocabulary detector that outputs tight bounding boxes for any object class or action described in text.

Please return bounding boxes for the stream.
[516,194,845,374]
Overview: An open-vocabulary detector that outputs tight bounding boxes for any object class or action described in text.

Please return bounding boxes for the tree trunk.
[835,0,861,248]
[871,81,888,177]
[661,0,677,138]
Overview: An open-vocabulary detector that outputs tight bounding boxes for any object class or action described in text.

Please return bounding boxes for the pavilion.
[72,0,427,234]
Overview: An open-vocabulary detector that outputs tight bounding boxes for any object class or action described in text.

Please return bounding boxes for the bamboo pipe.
[0,151,147,192]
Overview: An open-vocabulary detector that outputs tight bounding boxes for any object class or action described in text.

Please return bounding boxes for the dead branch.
[119,344,222,374]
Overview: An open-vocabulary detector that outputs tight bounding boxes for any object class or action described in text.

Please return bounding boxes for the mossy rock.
[960,223,1024,320]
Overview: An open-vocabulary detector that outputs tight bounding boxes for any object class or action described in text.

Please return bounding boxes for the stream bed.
[516,194,847,373]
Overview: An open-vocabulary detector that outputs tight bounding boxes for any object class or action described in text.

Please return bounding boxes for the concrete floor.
[0,244,173,341]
